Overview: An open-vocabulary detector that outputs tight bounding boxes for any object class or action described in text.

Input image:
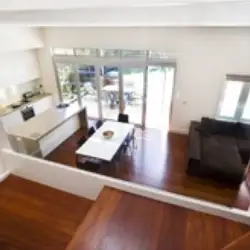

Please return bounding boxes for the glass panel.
[77,65,99,118]
[219,81,243,118]
[52,48,74,55]
[75,48,97,57]
[146,66,174,129]
[55,63,77,103]
[242,91,250,120]
[122,50,147,58]
[100,66,120,120]
[149,51,168,59]
[122,67,144,125]
[100,49,121,58]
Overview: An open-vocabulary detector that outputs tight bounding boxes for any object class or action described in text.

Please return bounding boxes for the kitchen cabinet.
[1,110,23,132]
[33,96,53,115]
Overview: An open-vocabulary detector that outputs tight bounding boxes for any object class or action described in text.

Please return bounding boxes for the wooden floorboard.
[66,187,250,250]
[46,126,250,211]
[0,175,93,250]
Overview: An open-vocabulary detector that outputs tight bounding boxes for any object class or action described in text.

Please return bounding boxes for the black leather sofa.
[187,117,250,185]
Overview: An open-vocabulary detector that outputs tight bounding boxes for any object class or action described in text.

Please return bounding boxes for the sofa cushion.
[200,136,243,175]
[236,122,250,139]
[199,117,237,137]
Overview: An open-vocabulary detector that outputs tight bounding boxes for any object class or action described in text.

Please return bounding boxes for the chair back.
[77,136,87,148]
[118,113,129,123]
[95,120,103,129]
[88,126,96,137]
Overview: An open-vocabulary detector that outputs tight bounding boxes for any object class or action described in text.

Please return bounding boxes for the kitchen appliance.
[21,106,35,121]
[22,91,35,102]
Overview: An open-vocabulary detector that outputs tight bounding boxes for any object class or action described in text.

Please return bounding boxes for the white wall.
[0,26,43,52]
[0,27,44,170]
[0,27,44,105]
[39,27,250,132]
[1,148,250,223]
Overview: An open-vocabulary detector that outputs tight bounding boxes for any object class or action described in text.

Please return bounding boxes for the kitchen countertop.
[8,102,85,140]
[0,93,52,117]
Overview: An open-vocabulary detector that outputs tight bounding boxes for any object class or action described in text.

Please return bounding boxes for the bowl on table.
[102,130,114,139]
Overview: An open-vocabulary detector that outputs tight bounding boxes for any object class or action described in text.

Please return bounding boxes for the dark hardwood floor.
[66,187,250,250]
[0,175,93,250]
[46,126,250,211]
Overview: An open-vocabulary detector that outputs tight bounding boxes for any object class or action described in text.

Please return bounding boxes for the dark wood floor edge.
[104,184,250,225]
[221,231,250,249]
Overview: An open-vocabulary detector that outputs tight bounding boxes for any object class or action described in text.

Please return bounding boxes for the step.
[222,231,250,249]
[66,186,250,250]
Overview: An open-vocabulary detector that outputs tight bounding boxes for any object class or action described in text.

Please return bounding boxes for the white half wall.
[1,148,250,225]
[38,27,250,133]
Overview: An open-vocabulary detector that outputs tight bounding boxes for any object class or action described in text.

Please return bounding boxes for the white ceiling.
[0,0,249,26]
[0,0,243,10]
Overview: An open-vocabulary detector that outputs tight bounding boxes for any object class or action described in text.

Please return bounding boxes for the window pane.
[52,48,74,55]
[242,91,250,120]
[122,50,147,58]
[149,51,168,59]
[100,49,121,58]
[77,65,99,118]
[75,48,97,57]
[56,63,77,103]
[219,80,243,118]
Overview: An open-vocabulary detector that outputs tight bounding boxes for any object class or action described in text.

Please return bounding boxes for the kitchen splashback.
[0,80,39,107]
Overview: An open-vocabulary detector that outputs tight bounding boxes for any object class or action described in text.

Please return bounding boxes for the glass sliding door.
[100,65,120,120]
[122,67,145,126]
[55,63,77,103]
[145,66,175,130]
[77,64,99,118]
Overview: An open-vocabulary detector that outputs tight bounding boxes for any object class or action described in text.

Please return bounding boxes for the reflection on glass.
[220,81,243,118]
[56,63,77,103]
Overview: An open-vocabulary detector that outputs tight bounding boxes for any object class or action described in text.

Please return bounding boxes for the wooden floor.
[66,187,250,250]
[0,175,93,250]
[46,126,250,211]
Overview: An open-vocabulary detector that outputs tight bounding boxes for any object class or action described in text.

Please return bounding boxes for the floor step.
[66,186,250,250]
[222,231,250,249]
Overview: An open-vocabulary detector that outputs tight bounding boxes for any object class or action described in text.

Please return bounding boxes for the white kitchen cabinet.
[33,96,53,115]
[1,110,23,132]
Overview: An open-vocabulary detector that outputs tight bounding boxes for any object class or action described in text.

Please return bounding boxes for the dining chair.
[123,128,137,153]
[95,119,103,129]
[77,135,87,148]
[76,155,102,173]
[118,113,129,123]
[88,126,96,137]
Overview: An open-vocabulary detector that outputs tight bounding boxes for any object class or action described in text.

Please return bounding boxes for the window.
[75,48,97,57]
[52,48,74,55]
[100,49,121,58]
[55,63,77,103]
[149,51,169,59]
[217,75,250,122]
[121,50,147,58]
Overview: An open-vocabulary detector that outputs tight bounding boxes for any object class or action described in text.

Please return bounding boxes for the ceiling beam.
[0,2,249,26]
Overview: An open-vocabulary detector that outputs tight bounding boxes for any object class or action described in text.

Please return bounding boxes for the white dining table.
[76,120,134,162]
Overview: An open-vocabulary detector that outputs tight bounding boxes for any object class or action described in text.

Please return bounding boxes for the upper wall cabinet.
[0,51,40,86]
[0,27,44,53]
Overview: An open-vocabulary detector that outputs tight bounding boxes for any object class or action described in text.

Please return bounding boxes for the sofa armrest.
[188,121,201,160]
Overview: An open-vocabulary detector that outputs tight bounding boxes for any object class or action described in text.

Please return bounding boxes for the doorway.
[145,66,175,131]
